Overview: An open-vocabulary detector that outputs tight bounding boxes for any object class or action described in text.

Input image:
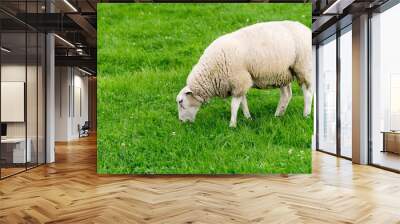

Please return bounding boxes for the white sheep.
[176,21,312,127]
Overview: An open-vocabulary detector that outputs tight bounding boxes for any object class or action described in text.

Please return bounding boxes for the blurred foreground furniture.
[382,131,400,154]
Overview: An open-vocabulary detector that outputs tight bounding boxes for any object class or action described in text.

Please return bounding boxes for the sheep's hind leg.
[275,84,292,117]
[302,84,313,117]
[241,95,252,119]
[230,96,242,128]
[291,57,313,117]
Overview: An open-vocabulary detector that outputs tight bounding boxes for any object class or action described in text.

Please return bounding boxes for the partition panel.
[1,31,27,178]
[0,1,47,179]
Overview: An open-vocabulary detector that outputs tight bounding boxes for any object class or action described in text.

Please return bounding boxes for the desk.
[382,131,400,154]
[1,138,31,163]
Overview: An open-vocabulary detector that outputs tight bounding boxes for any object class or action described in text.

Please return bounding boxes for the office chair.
[79,121,90,138]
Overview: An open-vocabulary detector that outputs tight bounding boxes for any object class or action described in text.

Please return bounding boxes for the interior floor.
[372,150,400,171]
[0,167,25,178]
[0,162,45,178]
[0,135,400,223]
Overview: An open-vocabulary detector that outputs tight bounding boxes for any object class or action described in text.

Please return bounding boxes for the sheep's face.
[176,86,202,123]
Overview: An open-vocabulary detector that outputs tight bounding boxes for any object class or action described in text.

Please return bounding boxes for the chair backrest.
[82,121,90,129]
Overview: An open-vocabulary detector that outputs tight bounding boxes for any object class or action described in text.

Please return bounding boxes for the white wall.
[1,66,26,137]
[70,72,89,138]
[1,82,25,122]
[55,67,89,141]
[55,66,70,141]
[1,65,25,81]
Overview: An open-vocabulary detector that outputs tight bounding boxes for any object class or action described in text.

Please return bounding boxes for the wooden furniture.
[382,131,400,154]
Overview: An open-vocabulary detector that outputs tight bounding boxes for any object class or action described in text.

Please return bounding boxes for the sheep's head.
[176,86,202,123]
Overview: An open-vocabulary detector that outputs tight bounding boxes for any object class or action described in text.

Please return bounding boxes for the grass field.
[97,3,313,174]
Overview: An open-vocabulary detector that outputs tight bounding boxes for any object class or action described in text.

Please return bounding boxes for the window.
[317,35,337,154]
[370,3,400,171]
[339,26,352,158]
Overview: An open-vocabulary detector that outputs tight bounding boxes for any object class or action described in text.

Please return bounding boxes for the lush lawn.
[97,3,313,174]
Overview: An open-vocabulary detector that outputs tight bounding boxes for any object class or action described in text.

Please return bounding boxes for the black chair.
[79,121,90,138]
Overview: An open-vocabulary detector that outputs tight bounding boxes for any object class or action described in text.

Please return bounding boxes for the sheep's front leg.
[275,84,292,116]
[241,95,252,119]
[302,84,313,117]
[230,96,242,128]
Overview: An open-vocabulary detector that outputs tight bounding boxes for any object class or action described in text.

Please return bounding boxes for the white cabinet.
[1,138,32,163]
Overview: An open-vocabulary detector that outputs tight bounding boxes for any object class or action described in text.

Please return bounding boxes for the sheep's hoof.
[229,123,237,128]
[303,112,311,117]
[244,115,252,120]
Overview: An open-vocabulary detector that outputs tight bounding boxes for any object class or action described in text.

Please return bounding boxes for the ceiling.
[312,0,390,44]
[0,0,97,74]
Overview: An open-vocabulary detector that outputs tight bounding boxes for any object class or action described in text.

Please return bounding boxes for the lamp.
[54,34,75,48]
[63,0,78,12]
[1,47,11,53]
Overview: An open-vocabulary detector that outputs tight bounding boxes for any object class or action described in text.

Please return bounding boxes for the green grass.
[97,3,313,174]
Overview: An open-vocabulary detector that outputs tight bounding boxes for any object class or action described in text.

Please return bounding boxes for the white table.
[1,138,31,163]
